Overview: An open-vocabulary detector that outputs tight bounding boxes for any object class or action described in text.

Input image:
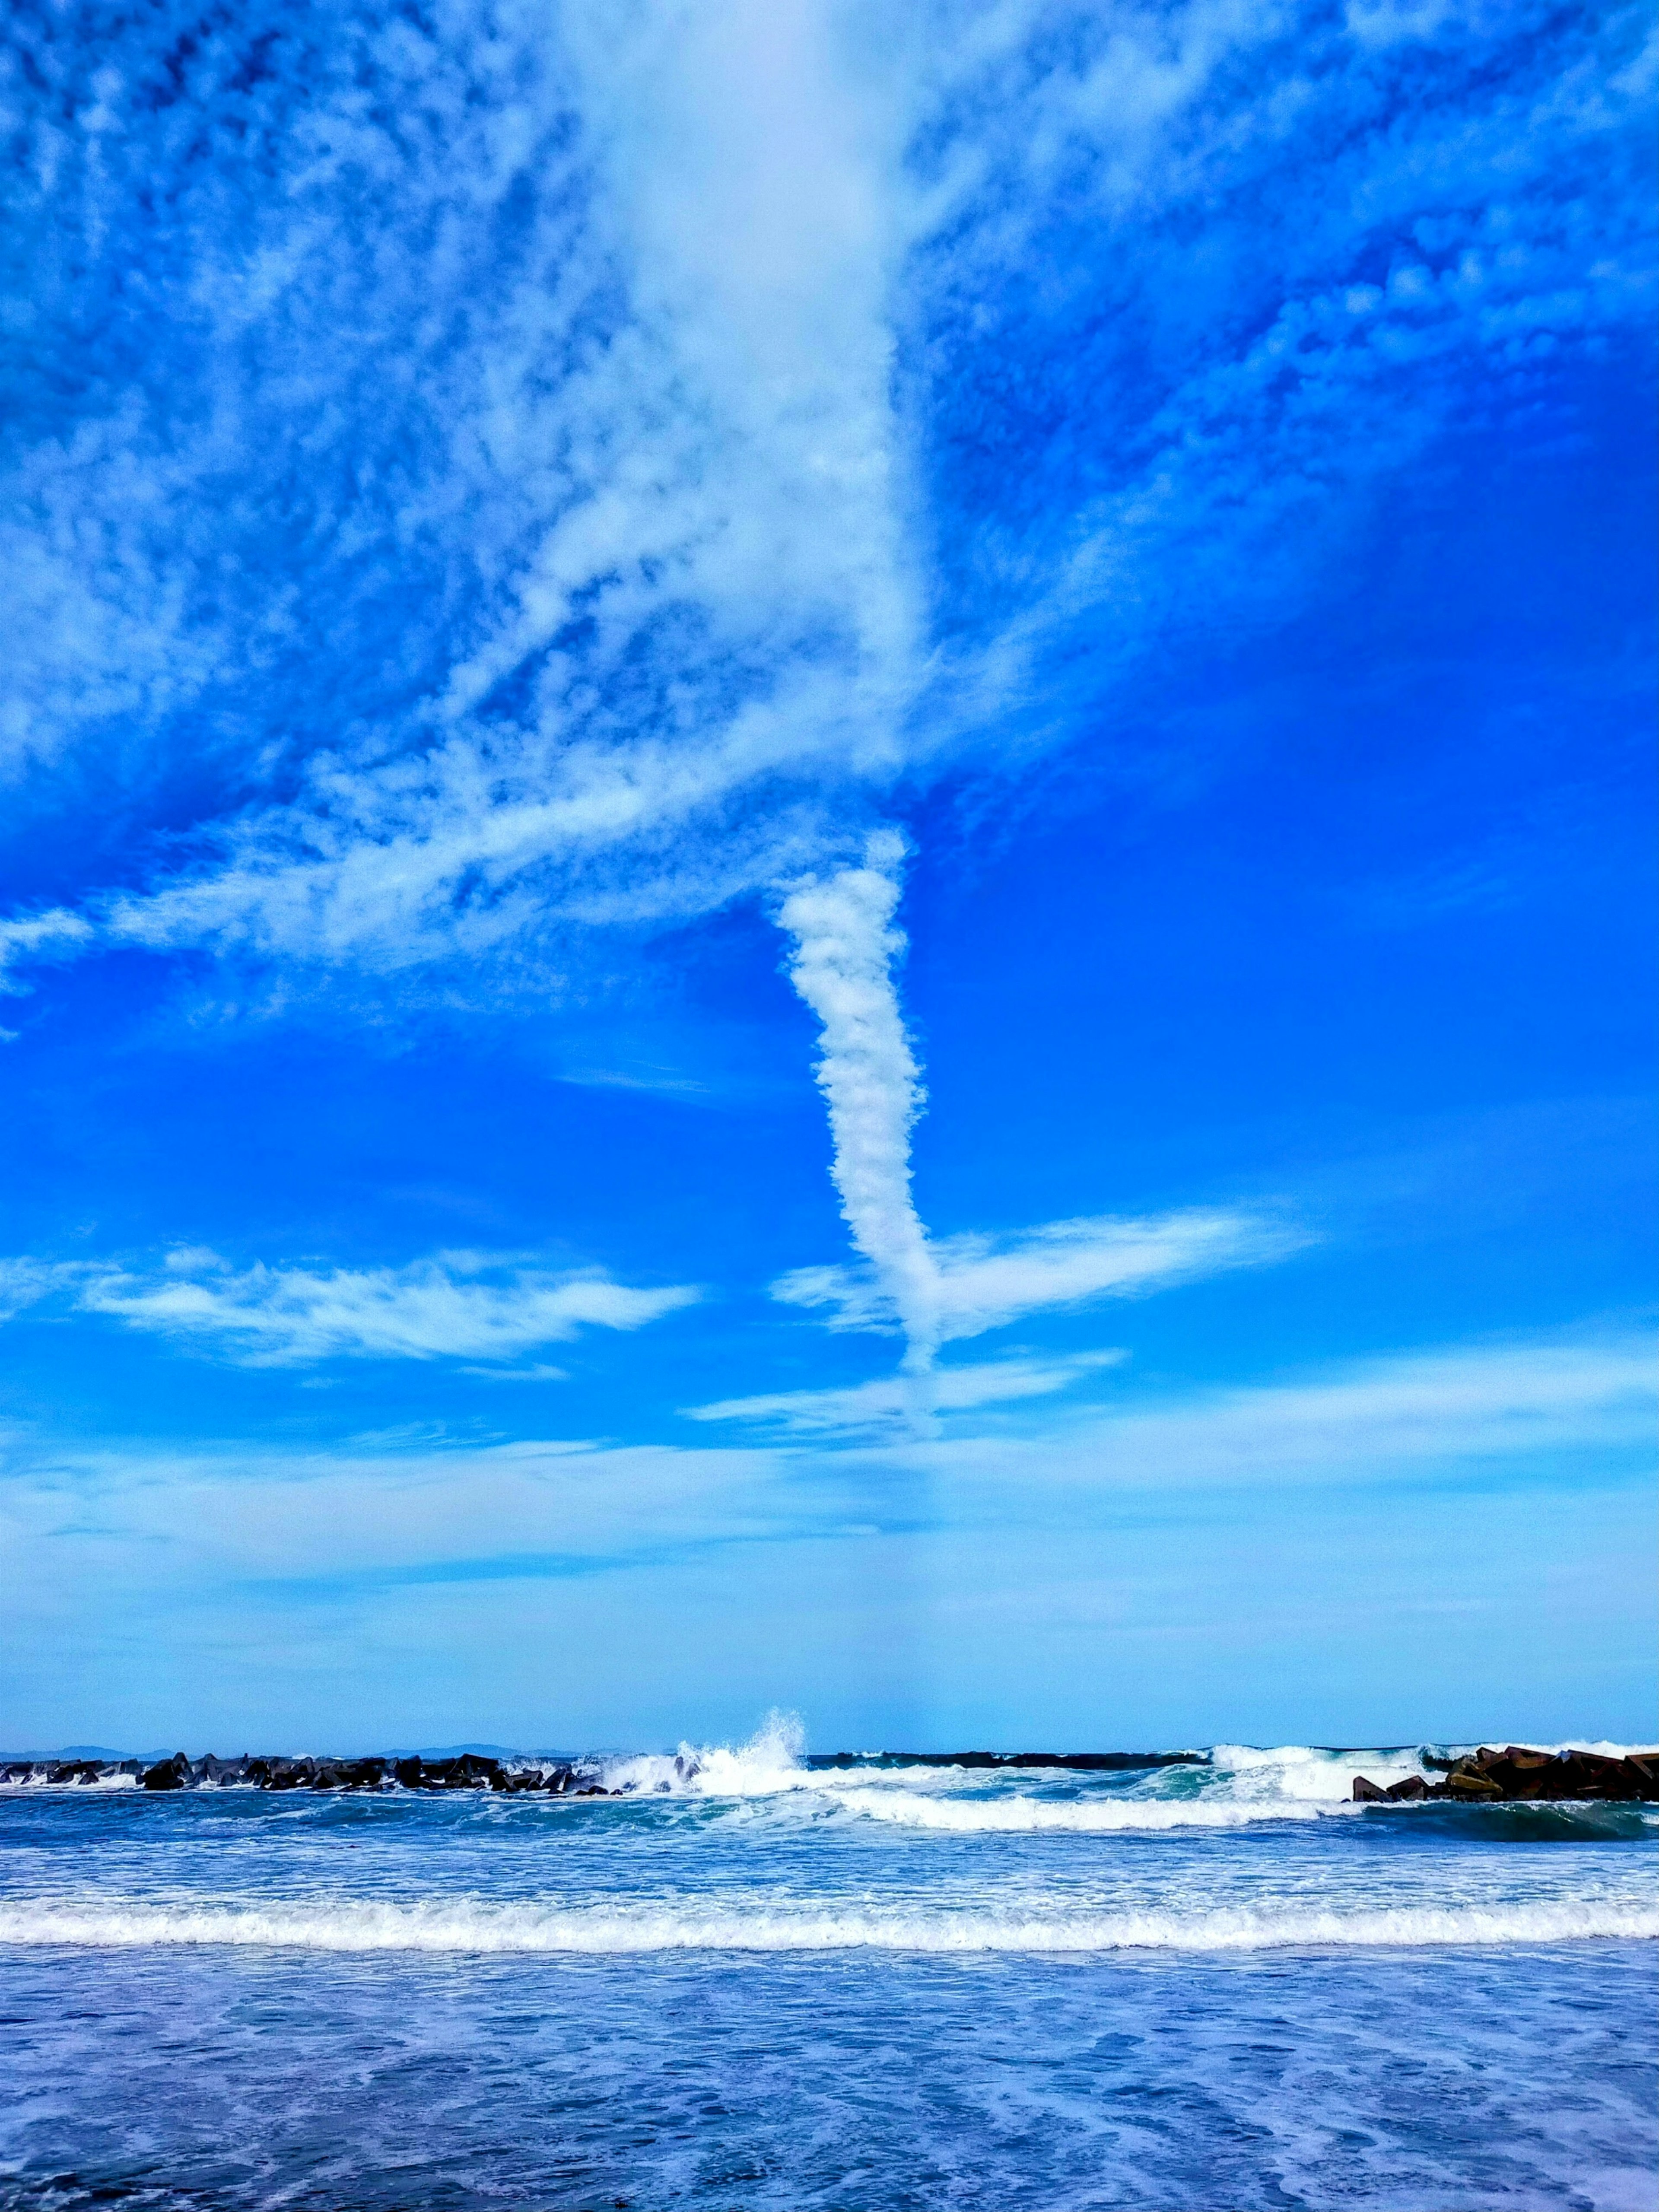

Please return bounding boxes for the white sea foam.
[0,1897,1651,1955]
[1203,1743,1429,1806]
[591,1713,1000,1801]
[835,1788,1367,1832]
[596,1721,1398,1811]
[0,1769,139,1790]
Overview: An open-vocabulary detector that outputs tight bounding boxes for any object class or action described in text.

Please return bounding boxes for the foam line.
[1,1900,1652,1955]
[836,1789,1369,1831]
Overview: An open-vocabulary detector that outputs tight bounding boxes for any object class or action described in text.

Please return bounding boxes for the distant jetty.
[0,1753,607,1793]
[1352,1747,1659,1804]
[4,1745,1655,1800]
[2,1747,1201,1793]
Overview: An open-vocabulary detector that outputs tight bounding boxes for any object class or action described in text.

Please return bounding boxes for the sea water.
[0,1721,1654,2210]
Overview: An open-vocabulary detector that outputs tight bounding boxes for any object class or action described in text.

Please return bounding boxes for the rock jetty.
[1352,1746,1659,1803]
[0,1752,609,1794]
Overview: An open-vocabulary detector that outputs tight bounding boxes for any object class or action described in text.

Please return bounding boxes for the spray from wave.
[596,1710,816,1797]
[593,1726,1418,1825]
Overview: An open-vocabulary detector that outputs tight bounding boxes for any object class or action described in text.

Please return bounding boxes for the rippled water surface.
[1,1730,1654,2209]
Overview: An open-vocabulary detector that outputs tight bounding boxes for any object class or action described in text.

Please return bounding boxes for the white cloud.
[908,1332,1659,1495]
[688,1348,1128,1437]
[3,1327,1650,1751]
[0,909,95,993]
[778,832,941,1367]
[0,1258,81,1323]
[2,0,1644,991]
[0,1249,698,1367]
[0,0,928,983]
[775,822,1308,1368]
[773,1205,1309,1348]
[0,1332,1646,1607]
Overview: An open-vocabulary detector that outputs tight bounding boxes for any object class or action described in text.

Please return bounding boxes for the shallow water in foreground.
[0,1732,1654,2209]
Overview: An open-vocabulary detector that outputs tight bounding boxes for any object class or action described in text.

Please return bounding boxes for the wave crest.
[2,1897,1650,1955]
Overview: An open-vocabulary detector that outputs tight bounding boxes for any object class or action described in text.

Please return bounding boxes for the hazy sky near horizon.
[1,0,1654,1752]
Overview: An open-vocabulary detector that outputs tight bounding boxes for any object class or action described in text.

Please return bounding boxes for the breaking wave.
[594,1726,1448,1828]
[1,1897,1651,1955]
[596,1710,818,1797]
[836,1789,1356,1832]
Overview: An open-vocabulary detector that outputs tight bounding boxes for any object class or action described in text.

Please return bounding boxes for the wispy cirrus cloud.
[688,1348,1128,1438]
[916,1330,1659,1494]
[0,0,1646,1405]
[0,1249,697,1367]
[772,1205,1307,1351]
[3,1324,1649,1746]
[0,0,1648,993]
[0,1330,1647,1602]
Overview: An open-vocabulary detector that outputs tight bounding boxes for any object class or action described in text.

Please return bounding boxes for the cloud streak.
[779,832,940,1367]
[776,834,1309,1373]
[774,1205,1309,1349]
[1,1330,1647,1603]
[0,1249,698,1367]
[688,1349,1128,1439]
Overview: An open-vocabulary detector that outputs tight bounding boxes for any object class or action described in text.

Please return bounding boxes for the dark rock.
[1384,1776,1427,1801]
[192,1754,248,1786]
[1351,1775,1388,1802]
[141,1754,190,1791]
[394,1756,425,1789]
[417,1752,501,1789]
[260,1758,316,1790]
[1445,1763,1503,1797]
[1401,1746,1659,1803]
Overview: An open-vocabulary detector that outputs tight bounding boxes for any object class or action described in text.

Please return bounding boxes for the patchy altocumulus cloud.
[1,0,1650,991]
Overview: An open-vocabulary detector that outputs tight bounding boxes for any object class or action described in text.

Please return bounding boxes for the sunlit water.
[1,1723,1654,2209]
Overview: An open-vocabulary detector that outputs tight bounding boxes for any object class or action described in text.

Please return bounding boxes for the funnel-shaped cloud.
[779,832,943,1369]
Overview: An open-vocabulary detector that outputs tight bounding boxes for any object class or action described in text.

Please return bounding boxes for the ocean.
[1,1721,1654,2211]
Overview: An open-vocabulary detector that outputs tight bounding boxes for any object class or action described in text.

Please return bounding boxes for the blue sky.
[1,0,1653,1752]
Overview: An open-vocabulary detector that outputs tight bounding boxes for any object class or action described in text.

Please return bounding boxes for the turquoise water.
[1,1730,1654,2209]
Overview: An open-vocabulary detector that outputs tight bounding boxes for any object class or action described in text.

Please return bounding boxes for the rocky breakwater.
[0,1752,610,1794]
[1352,1746,1659,1804]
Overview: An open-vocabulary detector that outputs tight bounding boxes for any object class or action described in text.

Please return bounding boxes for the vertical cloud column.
[780,830,941,1373]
